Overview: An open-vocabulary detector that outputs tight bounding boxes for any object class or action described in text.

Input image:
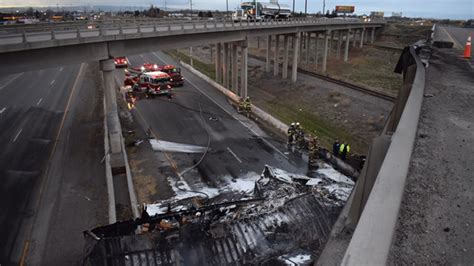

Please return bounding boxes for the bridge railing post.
[51,28,56,40]
[22,31,27,43]
[76,26,80,38]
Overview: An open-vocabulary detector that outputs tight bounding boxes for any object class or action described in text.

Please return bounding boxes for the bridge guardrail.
[341,41,429,264]
[0,18,385,45]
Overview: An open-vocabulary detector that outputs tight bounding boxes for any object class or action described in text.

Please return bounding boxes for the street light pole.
[305,0,307,16]
[292,0,295,15]
[323,0,326,15]
[226,0,229,17]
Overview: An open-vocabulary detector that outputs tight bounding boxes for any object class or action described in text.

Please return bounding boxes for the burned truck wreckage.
[84,164,354,265]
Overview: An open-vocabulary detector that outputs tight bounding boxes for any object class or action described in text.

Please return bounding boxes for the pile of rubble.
[84,164,354,265]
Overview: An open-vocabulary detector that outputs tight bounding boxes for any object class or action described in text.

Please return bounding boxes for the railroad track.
[248,54,396,102]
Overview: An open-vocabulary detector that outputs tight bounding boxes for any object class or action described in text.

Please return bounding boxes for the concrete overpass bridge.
[0,17,384,172]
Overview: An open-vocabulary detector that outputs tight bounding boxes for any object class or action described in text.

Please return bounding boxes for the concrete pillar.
[314,32,320,67]
[100,59,122,155]
[291,33,300,82]
[266,35,271,72]
[322,30,330,73]
[189,47,194,66]
[344,30,350,62]
[328,31,334,56]
[216,43,222,83]
[336,31,343,60]
[305,32,311,64]
[240,39,248,98]
[223,43,229,88]
[282,35,290,79]
[353,29,358,48]
[299,32,304,60]
[274,35,280,76]
[371,27,375,44]
[359,29,365,48]
[232,43,239,93]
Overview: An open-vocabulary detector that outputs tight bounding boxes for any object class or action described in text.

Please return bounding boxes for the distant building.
[391,12,402,18]
[370,11,384,18]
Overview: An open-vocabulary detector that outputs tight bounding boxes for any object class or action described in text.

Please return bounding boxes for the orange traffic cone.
[463,35,471,59]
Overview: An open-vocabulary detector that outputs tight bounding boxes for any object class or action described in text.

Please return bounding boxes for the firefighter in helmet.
[308,134,319,166]
[238,97,246,113]
[244,96,252,114]
[287,122,296,145]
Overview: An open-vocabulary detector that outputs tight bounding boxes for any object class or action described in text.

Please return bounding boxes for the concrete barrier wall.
[341,44,427,264]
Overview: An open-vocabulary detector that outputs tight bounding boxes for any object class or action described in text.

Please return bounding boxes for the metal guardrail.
[341,42,428,264]
[0,17,385,45]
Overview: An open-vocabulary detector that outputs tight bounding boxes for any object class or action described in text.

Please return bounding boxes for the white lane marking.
[152,52,289,160]
[227,147,242,163]
[37,98,43,106]
[0,73,24,91]
[59,67,64,72]
[50,79,55,85]
[12,128,23,142]
[0,107,6,114]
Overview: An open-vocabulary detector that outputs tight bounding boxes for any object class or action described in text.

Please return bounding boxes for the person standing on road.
[333,140,340,157]
[308,135,319,166]
[287,123,296,145]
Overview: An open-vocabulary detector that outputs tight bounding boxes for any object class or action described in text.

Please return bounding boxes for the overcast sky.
[2,0,473,19]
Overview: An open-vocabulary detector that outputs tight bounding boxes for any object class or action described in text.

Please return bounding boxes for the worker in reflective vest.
[339,143,350,161]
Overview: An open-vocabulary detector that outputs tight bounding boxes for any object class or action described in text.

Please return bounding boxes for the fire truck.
[130,63,184,87]
[126,71,173,97]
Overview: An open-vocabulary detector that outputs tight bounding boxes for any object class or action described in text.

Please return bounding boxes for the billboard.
[370,11,384,17]
[335,6,355,13]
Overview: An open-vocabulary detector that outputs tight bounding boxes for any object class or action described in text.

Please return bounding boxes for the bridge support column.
[322,30,330,73]
[100,59,122,155]
[266,35,271,72]
[223,43,229,88]
[232,43,239,94]
[274,35,280,76]
[328,31,334,56]
[371,27,375,43]
[240,39,248,98]
[353,29,358,48]
[344,30,351,62]
[336,31,343,60]
[215,43,222,83]
[282,35,289,79]
[314,32,320,68]
[189,47,193,66]
[305,32,311,65]
[359,28,365,48]
[291,33,300,82]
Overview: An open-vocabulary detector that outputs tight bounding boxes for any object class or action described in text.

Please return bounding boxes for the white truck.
[233,1,291,21]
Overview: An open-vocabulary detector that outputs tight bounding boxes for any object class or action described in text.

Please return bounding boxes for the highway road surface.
[121,51,309,198]
[439,26,474,65]
[0,63,108,264]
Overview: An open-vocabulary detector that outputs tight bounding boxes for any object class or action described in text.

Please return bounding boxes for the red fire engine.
[126,71,172,97]
[129,63,184,87]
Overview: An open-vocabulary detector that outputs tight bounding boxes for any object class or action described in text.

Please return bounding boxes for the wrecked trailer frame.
[83,165,352,265]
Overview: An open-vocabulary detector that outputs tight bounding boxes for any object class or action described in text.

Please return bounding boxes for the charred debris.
[84,164,354,265]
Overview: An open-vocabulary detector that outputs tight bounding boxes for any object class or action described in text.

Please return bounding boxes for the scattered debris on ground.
[83,163,354,265]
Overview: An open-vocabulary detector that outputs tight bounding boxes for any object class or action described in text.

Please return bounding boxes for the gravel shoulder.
[388,48,474,264]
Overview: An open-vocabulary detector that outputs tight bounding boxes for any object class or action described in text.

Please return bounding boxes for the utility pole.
[292,0,295,15]
[226,0,228,17]
[305,0,307,16]
[323,0,326,16]
[190,0,192,17]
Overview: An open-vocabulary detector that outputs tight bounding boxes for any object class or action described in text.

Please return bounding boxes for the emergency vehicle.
[129,63,184,87]
[130,71,173,97]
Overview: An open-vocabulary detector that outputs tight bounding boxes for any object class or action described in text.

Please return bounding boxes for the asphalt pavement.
[0,63,108,265]
[438,26,474,65]
[121,51,308,197]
